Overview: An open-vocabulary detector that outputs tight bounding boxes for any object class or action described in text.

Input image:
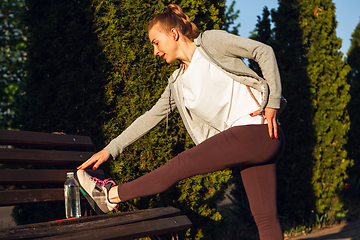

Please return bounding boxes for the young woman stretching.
[77,4,286,240]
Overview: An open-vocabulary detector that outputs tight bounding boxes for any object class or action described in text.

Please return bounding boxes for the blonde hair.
[148,4,199,41]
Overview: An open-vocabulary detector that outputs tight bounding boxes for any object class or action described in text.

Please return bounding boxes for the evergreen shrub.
[345,22,360,218]
[19,0,233,238]
[15,0,109,224]
[91,1,232,238]
[346,22,360,182]
[271,0,352,223]
[0,0,26,129]
[20,0,108,147]
[235,0,352,226]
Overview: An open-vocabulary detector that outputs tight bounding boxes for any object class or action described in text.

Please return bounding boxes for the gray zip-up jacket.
[105,30,282,159]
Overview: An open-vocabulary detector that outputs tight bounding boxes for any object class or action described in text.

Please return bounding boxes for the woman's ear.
[171,28,178,41]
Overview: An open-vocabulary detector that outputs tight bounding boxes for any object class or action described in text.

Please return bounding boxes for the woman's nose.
[153,46,157,56]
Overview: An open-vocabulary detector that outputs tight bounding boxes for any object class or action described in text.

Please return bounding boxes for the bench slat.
[44,216,192,240]
[0,129,93,150]
[0,207,191,240]
[0,148,94,165]
[0,169,104,185]
[0,189,64,206]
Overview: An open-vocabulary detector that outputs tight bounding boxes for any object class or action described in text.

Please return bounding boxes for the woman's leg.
[241,162,283,240]
[118,124,283,202]
[240,128,285,240]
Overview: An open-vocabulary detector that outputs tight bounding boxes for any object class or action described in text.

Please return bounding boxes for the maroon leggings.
[118,124,285,240]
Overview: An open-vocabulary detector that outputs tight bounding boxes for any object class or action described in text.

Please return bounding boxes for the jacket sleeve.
[201,30,282,109]
[104,83,176,159]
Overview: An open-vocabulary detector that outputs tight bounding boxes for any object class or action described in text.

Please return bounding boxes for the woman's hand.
[250,107,279,139]
[250,99,286,139]
[77,149,111,170]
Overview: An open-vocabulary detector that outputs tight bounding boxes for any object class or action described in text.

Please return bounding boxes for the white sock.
[108,186,121,203]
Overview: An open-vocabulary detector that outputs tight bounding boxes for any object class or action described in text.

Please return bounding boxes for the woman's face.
[149,23,178,64]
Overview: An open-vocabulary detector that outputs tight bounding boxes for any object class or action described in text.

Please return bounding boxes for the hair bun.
[148,4,199,41]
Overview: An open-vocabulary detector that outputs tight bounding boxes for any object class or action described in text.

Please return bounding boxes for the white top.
[180,49,266,132]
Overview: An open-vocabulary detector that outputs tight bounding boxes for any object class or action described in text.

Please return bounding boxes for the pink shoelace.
[90,177,118,210]
[90,177,116,187]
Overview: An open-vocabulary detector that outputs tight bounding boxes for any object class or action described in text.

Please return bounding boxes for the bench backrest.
[0,129,100,207]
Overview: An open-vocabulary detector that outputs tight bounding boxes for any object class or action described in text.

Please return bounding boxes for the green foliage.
[13,0,108,224]
[20,0,108,147]
[221,1,240,35]
[91,1,233,238]
[7,0,354,234]
[10,0,234,238]
[346,21,360,182]
[300,0,351,217]
[248,6,272,78]
[272,0,351,222]
[0,0,26,129]
[271,0,317,223]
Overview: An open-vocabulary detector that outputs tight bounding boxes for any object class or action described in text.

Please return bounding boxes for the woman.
[77,4,286,240]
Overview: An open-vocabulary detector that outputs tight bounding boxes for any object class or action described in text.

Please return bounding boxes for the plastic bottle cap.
[67,172,74,178]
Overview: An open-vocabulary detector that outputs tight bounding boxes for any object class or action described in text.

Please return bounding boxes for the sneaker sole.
[75,170,106,215]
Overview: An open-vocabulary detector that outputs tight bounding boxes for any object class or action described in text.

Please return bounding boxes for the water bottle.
[64,172,81,218]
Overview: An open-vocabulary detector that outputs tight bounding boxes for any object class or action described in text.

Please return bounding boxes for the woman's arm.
[198,30,282,109]
[106,83,176,158]
[201,30,284,138]
[78,82,176,170]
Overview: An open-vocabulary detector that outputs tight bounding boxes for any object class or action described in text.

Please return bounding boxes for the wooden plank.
[0,169,104,185]
[0,188,64,206]
[0,207,190,240]
[0,189,89,207]
[44,216,192,240]
[1,206,181,230]
[0,148,94,165]
[0,129,93,150]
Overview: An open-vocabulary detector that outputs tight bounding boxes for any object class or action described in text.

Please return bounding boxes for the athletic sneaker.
[75,170,118,214]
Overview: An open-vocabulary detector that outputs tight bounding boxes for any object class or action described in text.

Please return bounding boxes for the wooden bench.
[0,129,192,239]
